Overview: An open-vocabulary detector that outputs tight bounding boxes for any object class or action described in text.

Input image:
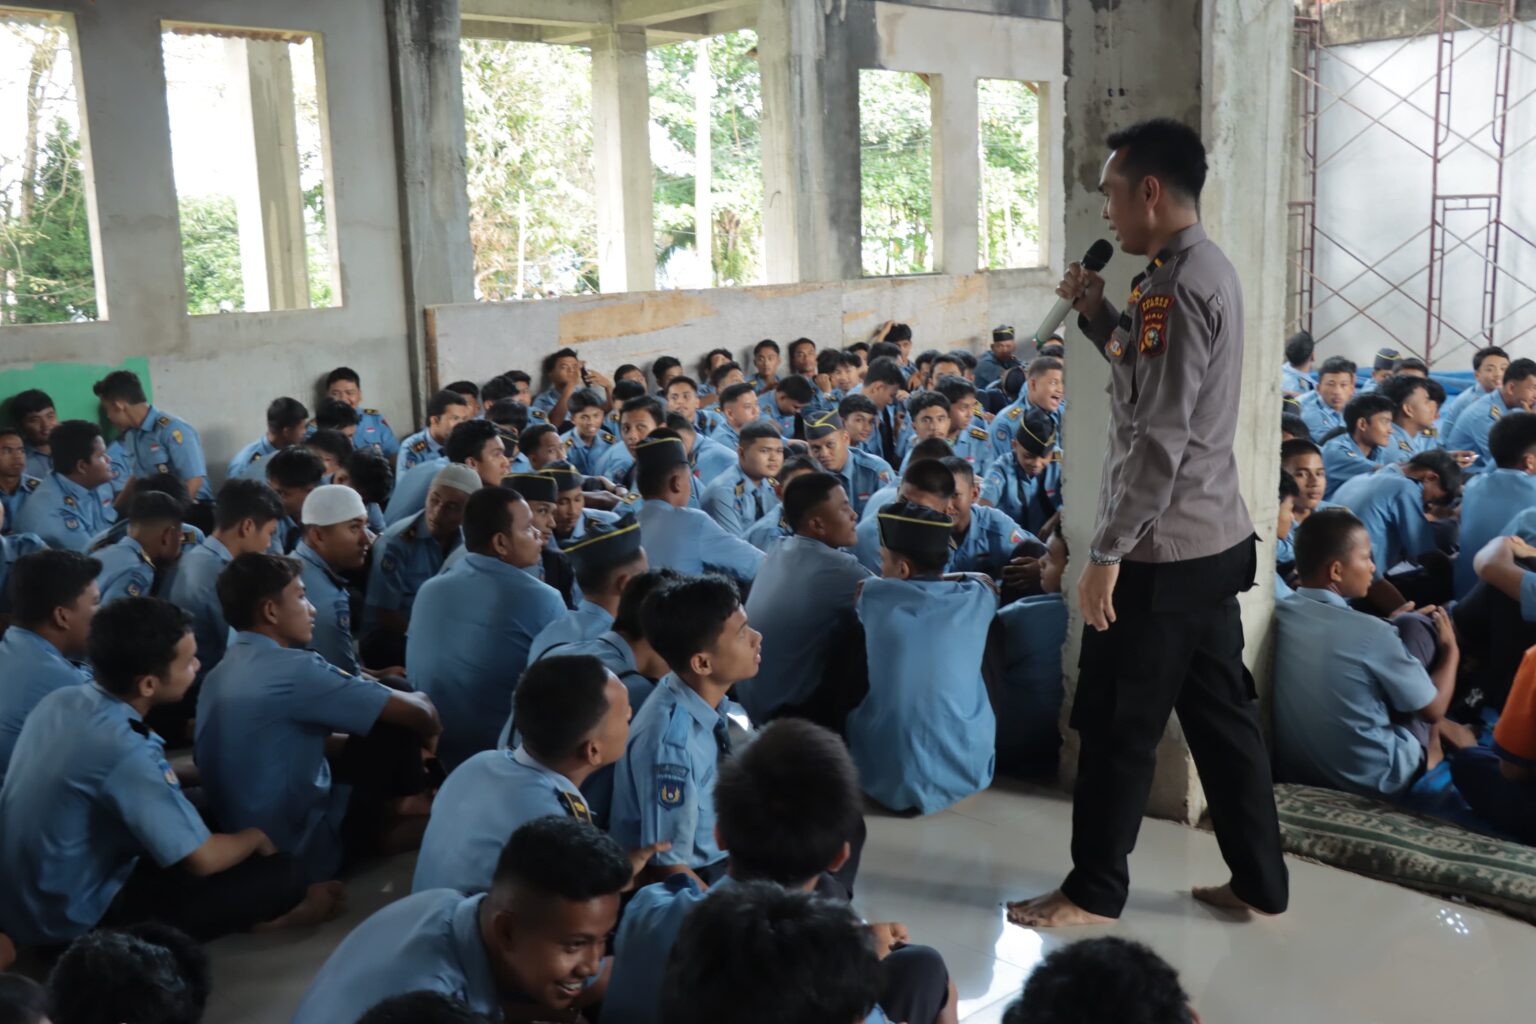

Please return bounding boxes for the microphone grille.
[1083,239,1115,272]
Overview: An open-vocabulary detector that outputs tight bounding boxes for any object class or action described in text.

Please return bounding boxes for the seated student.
[262,446,326,554]
[1441,345,1509,438]
[529,516,646,663]
[651,355,684,395]
[1446,356,1536,469]
[749,338,781,394]
[443,380,482,420]
[324,366,399,458]
[611,575,761,886]
[199,553,441,881]
[945,456,1034,583]
[91,492,183,604]
[808,349,859,415]
[0,427,42,532]
[1273,509,1468,800]
[413,656,635,895]
[410,487,565,769]
[633,432,762,583]
[806,411,896,520]
[988,356,1064,463]
[1356,346,1402,394]
[665,412,736,490]
[852,459,957,573]
[996,531,1069,775]
[0,550,97,784]
[1330,451,1460,603]
[760,374,815,439]
[229,397,309,481]
[518,423,565,471]
[736,473,872,727]
[294,817,630,1024]
[558,387,615,475]
[664,376,726,439]
[290,486,373,675]
[305,428,354,482]
[701,421,785,536]
[1002,936,1200,1024]
[979,407,1062,537]
[164,478,283,684]
[1281,411,1311,443]
[345,446,394,535]
[788,336,818,379]
[0,597,338,946]
[1451,640,1536,845]
[707,361,748,407]
[93,370,211,503]
[1454,411,1536,599]
[860,439,955,524]
[386,419,511,527]
[1298,355,1356,441]
[704,382,754,453]
[533,349,598,428]
[857,358,908,464]
[9,388,58,480]
[932,375,992,472]
[696,349,734,402]
[612,720,954,1024]
[396,389,473,477]
[1281,329,1316,396]
[1378,373,1443,464]
[15,420,117,552]
[47,921,209,1024]
[839,393,881,454]
[365,464,479,635]
[0,501,46,625]
[741,453,819,552]
[547,461,619,544]
[1320,393,1394,498]
[1275,470,1301,596]
[898,392,952,470]
[313,396,361,443]
[975,324,1022,391]
[1281,436,1331,524]
[1452,531,1536,713]
[595,394,667,486]
[847,501,997,814]
[503,471,576,609]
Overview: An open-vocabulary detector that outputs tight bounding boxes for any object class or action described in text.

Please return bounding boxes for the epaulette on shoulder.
[601,431,616,444]
[1007,407,1022,420]
[970,426,989,440]
[156,415,171,427]
[363,408,380,416]
[411,439,428,452]
[21,476,39,492]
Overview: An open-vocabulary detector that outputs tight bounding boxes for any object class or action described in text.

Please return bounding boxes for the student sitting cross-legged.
[294,816,630,1024]
[1329,449,1461,607]
[608,719,955,1024]
[1273,509,1475,802]
[0,597,339,948]
[847,501,998,814]
[633,431,763,584]
[529,515,648,663]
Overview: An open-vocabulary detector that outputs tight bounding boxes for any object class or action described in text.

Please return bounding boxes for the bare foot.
[254,881,347,932]
[1005,890,1114,928]
[0,931,15,971]
[1191,882,1278,916]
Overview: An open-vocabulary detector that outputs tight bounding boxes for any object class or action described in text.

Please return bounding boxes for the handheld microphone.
[1034,239,1115,344]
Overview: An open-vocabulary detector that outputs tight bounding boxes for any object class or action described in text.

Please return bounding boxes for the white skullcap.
[301,484,368,527]
[431,463,483,495]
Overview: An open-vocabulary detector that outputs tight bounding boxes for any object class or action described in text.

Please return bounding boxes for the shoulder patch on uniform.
[1138,294,1173,357]
[557,789,593,823]
[656,763,688,808]
[156,464,169,474]
[380,553,398,575]
[1007,407,1022,420]
[411,439,428,452]
[531,409,548,423]
[63,517,79,531]
[621,493,641,505]
[363,408,380,415]
[878,470,892,484]
[970,426,989,440]
[171,429,184,445]
[1399,440,1412,452]
[1493,405,1502,420]
[601,431,616,444]
[126,581,144,597]
[156,416,171,427]
[734,480,745,496]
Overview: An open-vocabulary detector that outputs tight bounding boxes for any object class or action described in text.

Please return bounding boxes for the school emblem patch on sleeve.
[656,763,688,808]
[1138,294,1174,357]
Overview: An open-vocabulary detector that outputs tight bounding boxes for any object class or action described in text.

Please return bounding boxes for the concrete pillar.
[384,0,475,413]
[930,72,980,277]
[758,0,865,284]
[224,38,309,312]
[1057,0,1291,823]
[591,27,656,293]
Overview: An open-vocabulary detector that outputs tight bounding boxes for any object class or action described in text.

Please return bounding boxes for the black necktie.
[752,486,765,522]
[714,717,733,764]
[880,408,896,457]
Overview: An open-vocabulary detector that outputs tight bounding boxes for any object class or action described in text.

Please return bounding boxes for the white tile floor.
[204,780,1536,1023]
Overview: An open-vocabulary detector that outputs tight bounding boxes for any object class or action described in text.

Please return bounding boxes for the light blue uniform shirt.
[742,507,792,552]
[294,541,360,675]
[353,408,400,459]
[14,471,117,552]
[830,448,896,520]
[100,440,130,507]
[987,398,1061,463]
[561,428,618,475]
[412,747,588,895]
[974,351,1020,392]
[636,499,763,582]
[847,576,997,814]
[1379,422,1434,465]
[1330,465,1438,577]
[227,435,279,480]
[1456,469,1536,598]
[711,420,741,452]
[947,425,996,474]
[701,465,778,536]
[396,428,445,477]
[292,891,505,1024]
[1439,383,1488,438]
[735,535,871,721]
[759,391,800,437]
[691,436,738,485]
[595,448,708,510]
[1497,509,1536,621]
[611,674,742,871]
[1273,588,1439,797]
[1299,391,1346,442]
[995,593,1067,773]
[0,532,45,616]
[1320,433,1387,500]
[383,455,450,526]
[1281,363,1316,394]
[527,600,614,664]
[0,626,91,785]
[197,632,390,880]
[981,456,1062,536]
[0,684,210,944]
[950,505,1032,577]
[409,553,567,770]
[531,386,562,418]
[164,535,236,681]
[0,474,41,532]
[365,510,459,627]
[534,629,655,713]
[22,444,50,481]
[121,406,212,500]
[1444,388,1514,471]
[93,535,155,604]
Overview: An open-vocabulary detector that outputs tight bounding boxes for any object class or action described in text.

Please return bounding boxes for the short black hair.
[788,337,817,360]
[946,349,977,371]
[515,655,615,762]
[1343,393,1394,435]
[463,486,521,552]
[888,322,913,343]
[1284,330,1315,368]
[701,347,734,374]
[1280,413,1311,441]
[665,375,699,396]
[540,347,579,384]
[486,398,529,433]
[608,379,645,406]
[520,422,560,453]
[641,574,741,673]
[846,341,870,357]
[868,341,901,364]
[637,428,689,497]
[1293,508,1367,579]
[324,366,361,389]
[568,387,606,414]
[709,362,744,389]
[1002,936,1191,1024]
[664,412,696,437]
[446,418,502,464]
[1473,345,1510,371]
[217,553,303,631]
[934,375,977,404]
[573,540,647,595]
[1317,355,1357,378]
[10,549,100,630]
[864,357,906,389]
[660,882,881,1024]
[775,374,815,404]
[615,363,642,381]
[306,429,352,469]
[613,567,684,637]
[719,382,757,407]
[815,348,844,376]
[1105,117,1208,204]
[314,397,359,431]
[0,973,50,1024]
[1027,355,1064,378]
[1379,374,1430,415]
[344,448,394,506]
[1506,357,1536,384]
[445,379,480,400]
[426,389,470,421]
[1279,469,1300,502]
[941,454,976,486]
[754,338,780,356]
[1407,449,1463,503]
[838,393,876,418]
[88,597,191,698]
[738,420,782,447]
[1490,410,1536,468]
[213,478,284,531]
[906,437,955,465]
[0,425,18,444]
[49,420,102,477]
[620,394,666,428]
[715,720,862,884]
[906,390,951,417]
[901,457,958,499]
[1396,357,1429,375]
[493,815,632,901]
[9,387,54,420]
[356,993,490,1024]
[783,470,840,532]
[479,375,517,405]
[127,490,183,527]
[1280,437,1322,464]
[652,355,682,377]
[778,453,820,478]
[265,446,325,489]
[48,923,209,1024]
[92,369,147,405]
[265,396,309,434]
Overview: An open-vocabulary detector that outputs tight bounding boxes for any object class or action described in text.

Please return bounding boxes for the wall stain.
[557,294,720,345]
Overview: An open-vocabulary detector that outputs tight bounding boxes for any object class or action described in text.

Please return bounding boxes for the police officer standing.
[1007,119,1288,928]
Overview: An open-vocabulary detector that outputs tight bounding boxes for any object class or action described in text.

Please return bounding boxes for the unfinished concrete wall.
[0,0,412,473]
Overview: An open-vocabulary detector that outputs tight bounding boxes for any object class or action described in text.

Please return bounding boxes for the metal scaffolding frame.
[1288,0,1536,366]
